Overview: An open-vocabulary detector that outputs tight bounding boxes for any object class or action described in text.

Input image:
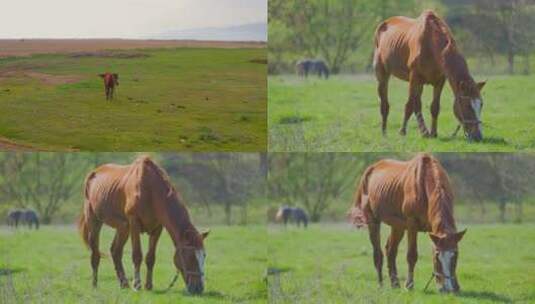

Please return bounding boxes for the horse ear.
[429,233,444,247]
[201,229,210,240]
[454,229,467,242]
[477,81,486,92]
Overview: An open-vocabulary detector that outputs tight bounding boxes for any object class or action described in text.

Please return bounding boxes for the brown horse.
[98,73,119,100]
[349,153,466,293]
[373,10,486,141]
[78,156,209,294]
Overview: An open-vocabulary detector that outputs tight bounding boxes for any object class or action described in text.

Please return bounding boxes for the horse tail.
[83,171,96,200]
[78,208,90,250]
[349,165,374,228]
[374,21,388,49]
[79,170,107,257]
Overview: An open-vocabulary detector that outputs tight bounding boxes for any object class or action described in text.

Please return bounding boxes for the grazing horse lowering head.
[98,73,119,100]
[453,80,486,141]
[430,229,467,293]
[174,229,210,294]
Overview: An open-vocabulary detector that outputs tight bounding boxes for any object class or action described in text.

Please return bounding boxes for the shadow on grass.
[438,135,508,145]
[278,115,312,124]
[267,266,293,275]
[458,290,512,303]
[0,267,26,276]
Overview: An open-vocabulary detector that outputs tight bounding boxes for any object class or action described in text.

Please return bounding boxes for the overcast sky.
[0,0,266,39]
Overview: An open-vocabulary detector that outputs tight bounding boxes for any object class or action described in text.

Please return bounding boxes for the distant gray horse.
[296,59,330,79]
[22,210,39,229]
[6,209,39,229]
[7,210,23,228]
[276,206,309,228]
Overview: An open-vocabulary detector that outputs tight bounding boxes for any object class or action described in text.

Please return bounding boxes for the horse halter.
[452,95,482,138]
[423,271,454,292]
[165,244,204,291]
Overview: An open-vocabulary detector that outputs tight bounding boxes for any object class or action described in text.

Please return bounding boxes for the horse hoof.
[405,281,414,290]
[132,281,142,291]
[120,281,129,289]
[145,283,153,291]
[398,129,406,136]
[391,281,400,288]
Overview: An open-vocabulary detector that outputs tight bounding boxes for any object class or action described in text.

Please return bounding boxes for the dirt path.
[0,137,37,151]
[0,39,265,57]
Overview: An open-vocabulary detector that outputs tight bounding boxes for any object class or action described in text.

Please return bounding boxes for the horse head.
[453,80,486,142]
[174,229,210,295]
[429,229,467,293]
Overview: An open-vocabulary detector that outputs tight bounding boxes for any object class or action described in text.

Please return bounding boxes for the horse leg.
[430,79,445,137]
[110,223,130,288]
[411,79,429,137]
[145,226,162,290]
[385,227,405,288]
[401,75,426,136]
[368,221,383,286]
[405,228,418,290]
[375,64,390,136]
[88,219,103,288]
[129,219,143,291]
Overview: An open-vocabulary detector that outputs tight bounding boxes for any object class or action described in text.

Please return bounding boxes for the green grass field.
[269,75,535,152]
[0,48,266,151]
[0,225,266,303]
[267,223,535,303]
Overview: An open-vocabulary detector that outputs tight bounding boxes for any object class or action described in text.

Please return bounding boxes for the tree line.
[269,0,535,74]
[268,153,535,223]
[0,153,266,225]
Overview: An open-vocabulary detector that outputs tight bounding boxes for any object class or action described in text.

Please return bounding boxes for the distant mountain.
[152,22,266,42]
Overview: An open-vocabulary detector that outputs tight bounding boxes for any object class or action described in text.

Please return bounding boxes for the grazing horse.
[22,210,39,229]
[98,73,119,100]
[7,210,22,228]
[78,156,209,294]
[296,59,330,79]
[275,206,308,228]
[349,153,466,293]
[373,10,486,141]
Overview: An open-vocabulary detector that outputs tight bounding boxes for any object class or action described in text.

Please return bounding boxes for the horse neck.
[424,163,457,235]
[427,187,457,235]
[158,191,196,248]
[440,47,473,94]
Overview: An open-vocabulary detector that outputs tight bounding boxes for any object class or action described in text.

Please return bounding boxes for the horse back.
[365,160,408,214]
[374,11,448,83]
[84,164,130,226]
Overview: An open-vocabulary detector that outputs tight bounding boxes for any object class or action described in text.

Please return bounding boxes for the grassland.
[0,225,266,303]
[267,223,535,303]
[0,45,266,151]
[268,74,535,152]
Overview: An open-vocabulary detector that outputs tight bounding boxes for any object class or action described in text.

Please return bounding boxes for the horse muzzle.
[439,278,460,294]
[187,282,204,295]
[467,129,482,142]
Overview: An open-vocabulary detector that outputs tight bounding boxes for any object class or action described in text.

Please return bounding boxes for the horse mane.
[422,10,456,50]
[414,154,457,234]
[421,10,472,84]
[133,156,201,245]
